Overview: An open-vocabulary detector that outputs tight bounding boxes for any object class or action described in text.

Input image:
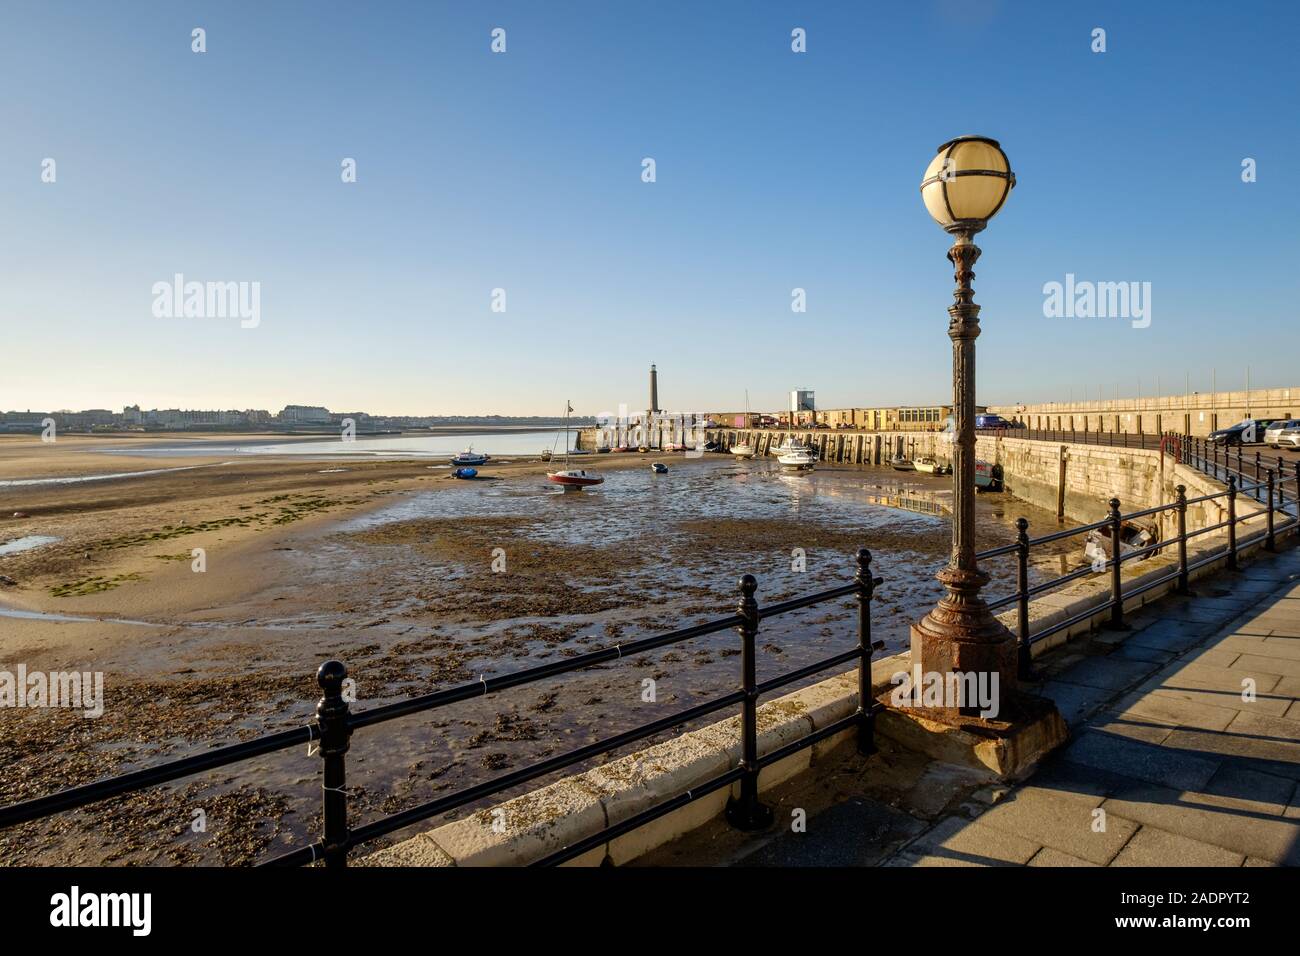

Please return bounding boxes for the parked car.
[1271,423,1300,449]
[1209,418,1278,446]
[975,413,1016,430]
[1265,420,1300,448]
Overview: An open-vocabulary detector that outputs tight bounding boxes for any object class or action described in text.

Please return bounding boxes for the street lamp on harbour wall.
[912,136,1019,719]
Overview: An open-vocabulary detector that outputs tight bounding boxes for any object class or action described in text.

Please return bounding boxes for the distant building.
[279,405,331,424]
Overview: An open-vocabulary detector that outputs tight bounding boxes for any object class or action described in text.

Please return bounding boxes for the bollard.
[1227,476,1238,571]
[315,660,352,868]
[1107,497,1127,629]
[854,549,885,755]
[725,575,773,831]
[1267,469,1276,552]
[1175,485,1190,595]
[1015,518,1036,680]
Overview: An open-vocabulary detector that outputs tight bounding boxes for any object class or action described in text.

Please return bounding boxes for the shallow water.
[94,430,568,460]
[0,535,60,557]
[0,465,215,488]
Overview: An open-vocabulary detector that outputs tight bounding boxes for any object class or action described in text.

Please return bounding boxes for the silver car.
[1267,419,1300,448]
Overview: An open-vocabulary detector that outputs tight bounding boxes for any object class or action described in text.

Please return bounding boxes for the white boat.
[547,401,604,492]
[451,447,489,466]
[914,456,949,475]
[1085,522,1159,568]
[732,390,755,458]
[777,439,816,470]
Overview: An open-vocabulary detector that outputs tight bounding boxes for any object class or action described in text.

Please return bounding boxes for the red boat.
[547,401,604,491]
[546,468,604,490]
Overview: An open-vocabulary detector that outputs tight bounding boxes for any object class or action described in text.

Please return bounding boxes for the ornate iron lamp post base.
[910,566,1019,723]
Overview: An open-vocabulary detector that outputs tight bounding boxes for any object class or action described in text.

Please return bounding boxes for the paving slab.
[1107,641,1177,664]
[1199,764,1297,817]
[1033,680,1111,727]
[1101,781,1300,865]
[1063,729,1222,792]
[1027,847,1098,867]
[736,797,925,867]
[973,786,1137,865]
[1128,621,1220,653]
[1110,826,1244,867]
[1053,656,1161,692]
[1114,693,1238,733]
[887,816,1040,867]
[1233,653,1300,677]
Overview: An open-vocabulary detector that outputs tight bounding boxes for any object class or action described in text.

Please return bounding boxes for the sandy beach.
[0,433,1077,865]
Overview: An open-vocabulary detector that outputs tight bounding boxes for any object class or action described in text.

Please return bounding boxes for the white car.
[1274,425,1300,449]
[1266,419,1300,448]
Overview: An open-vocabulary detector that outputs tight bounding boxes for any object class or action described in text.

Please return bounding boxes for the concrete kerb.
[362,652,908,867]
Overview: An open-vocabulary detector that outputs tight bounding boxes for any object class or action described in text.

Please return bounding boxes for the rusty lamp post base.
[910,567,1019,723]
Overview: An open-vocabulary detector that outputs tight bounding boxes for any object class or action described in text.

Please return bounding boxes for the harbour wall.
[578,426,1230,532]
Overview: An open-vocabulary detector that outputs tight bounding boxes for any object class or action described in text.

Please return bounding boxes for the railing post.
[1015,518,1037,680]
[315,660,352,868]
[1266,469,1276,552]
[1227,476,1238,571]
[726,574,772,831]
[1255,450,1262,485]
[854,549,884,755]
[1107,497,1127,629]
[1175,484,1190,595]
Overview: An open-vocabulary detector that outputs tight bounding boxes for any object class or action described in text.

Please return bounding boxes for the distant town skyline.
[3,2,1296,416]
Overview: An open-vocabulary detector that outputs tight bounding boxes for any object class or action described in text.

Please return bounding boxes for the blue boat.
[452,467,478,479]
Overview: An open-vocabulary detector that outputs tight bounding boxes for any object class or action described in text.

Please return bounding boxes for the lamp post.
[912,135,1018,719]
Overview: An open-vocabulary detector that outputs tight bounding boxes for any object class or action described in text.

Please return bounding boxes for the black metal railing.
[977,432,1299,676]
[4,431,1297,867]
[0,551,887,867]
[1002,426,1167,449]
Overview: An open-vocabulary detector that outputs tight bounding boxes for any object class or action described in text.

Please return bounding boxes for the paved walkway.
[641,543,1300,867]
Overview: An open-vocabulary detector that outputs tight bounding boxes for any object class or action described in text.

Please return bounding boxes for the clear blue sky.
[2,1,1296,416]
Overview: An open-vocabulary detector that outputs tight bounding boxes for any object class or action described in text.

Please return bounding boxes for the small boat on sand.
[651,462,668,474]
[547,401,604,492]
[890,455,915,471]
[452,467,478,479]
[914,456,950,475]
[1085,522,1159,567]
[777,439,816,470]
[731,393,756,458]
[451,447,489,466]
[974,460,1003,491]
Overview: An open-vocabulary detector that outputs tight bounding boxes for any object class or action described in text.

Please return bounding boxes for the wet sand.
[0,434,1079,865]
